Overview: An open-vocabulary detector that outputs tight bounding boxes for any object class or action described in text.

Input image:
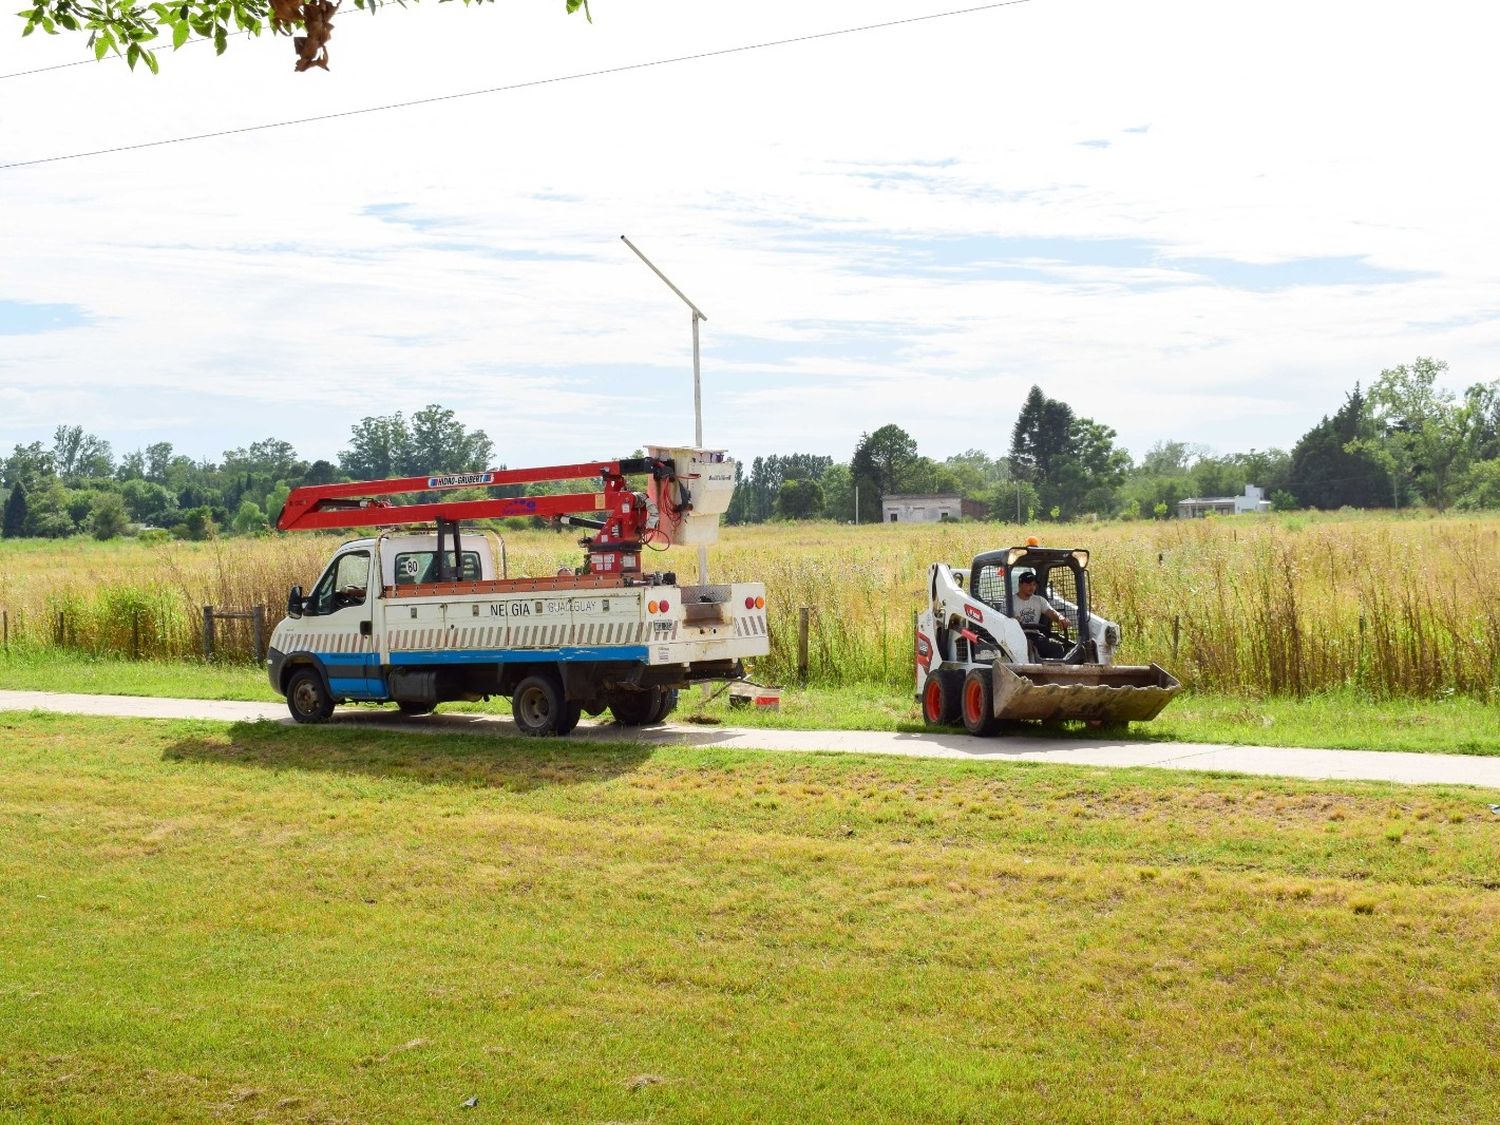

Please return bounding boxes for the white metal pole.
[692,310,703,447]
[621,235,711,584]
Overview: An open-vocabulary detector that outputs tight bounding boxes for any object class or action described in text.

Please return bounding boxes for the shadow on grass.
[162,718,656,792]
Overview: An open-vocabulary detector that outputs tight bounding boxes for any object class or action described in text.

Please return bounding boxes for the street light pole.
[620,234,710,581]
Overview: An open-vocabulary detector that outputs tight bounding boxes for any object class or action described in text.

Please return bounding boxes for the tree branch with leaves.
[18,0,588,73]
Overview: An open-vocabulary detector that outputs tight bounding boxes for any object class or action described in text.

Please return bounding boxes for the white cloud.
[1,0,1497,469]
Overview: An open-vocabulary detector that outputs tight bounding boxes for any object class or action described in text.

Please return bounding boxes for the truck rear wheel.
[609,688,673,727]
[646,688,678,724]
[921,671,960,726]
[961,668,999,736]
[512,674,571,737]
[286,667,334,724]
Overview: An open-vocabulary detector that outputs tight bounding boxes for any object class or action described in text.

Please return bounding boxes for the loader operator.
[1012,570,1068,659]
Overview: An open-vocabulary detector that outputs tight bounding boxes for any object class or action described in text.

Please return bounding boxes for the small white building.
[1177,484,1272,519]
[881,494,986,523]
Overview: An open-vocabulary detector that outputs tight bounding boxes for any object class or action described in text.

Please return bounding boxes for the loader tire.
[961,667,1000,736]
[921,671,961,727]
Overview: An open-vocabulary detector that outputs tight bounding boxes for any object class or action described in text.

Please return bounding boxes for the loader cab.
[970,546,1093,663]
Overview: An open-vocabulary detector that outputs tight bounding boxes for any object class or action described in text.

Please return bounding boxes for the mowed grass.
[3,713,1499,1122]
[4,648,1498,756]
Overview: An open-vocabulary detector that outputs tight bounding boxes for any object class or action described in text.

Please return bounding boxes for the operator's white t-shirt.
[1012,593,1054,627]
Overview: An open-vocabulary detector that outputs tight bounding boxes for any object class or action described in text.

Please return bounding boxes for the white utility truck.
[267,445,768,735]
[916,540,1180,735]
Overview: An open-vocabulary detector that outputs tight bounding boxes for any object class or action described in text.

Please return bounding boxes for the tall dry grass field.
[2,513,1497,700]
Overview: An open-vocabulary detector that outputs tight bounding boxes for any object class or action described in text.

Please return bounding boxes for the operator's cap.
[1017,570,1037,582]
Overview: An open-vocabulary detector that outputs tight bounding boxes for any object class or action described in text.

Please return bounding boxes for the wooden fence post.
[131,611,141,660]
[202,605,215,662]
[252,605,266,664]
[798,607,810,684]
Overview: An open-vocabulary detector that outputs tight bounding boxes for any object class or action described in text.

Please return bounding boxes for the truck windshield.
[393,550,482,586]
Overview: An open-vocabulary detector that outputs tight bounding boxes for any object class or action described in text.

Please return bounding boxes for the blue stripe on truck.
[329,676,382,698]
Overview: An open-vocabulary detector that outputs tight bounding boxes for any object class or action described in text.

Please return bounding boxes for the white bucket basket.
[647,445,739,547]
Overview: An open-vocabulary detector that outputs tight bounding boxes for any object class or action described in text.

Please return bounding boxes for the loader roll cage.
[970,546,1094,664]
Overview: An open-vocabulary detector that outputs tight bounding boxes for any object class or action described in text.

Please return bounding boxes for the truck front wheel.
[286,667,334,724]
[512,674,571,737]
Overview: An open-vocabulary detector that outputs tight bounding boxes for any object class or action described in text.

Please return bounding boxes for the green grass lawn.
[2,713,1498,1121]
[3,648,1498,755]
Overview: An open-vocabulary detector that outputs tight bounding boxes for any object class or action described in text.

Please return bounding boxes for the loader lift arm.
[276,456,686,577]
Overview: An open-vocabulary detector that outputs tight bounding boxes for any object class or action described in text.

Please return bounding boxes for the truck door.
[305,548,381,699]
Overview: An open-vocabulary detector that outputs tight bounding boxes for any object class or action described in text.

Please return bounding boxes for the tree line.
[0,405,494,541]
[3,358,1497,541]
[725,357,1499,523]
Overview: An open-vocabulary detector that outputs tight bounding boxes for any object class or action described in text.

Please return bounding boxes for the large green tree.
[407,405,493,477]
[3,441,56,491]
[1009,387,1128,518]
[52,425,113,481]
[1347,358,1468,508]
[1008,386,1074,487]
[1344,358,1494,510]
[851,424,921,522]
[340,414,412,481]
[2,480,28,538]
[1286,385,1391,509]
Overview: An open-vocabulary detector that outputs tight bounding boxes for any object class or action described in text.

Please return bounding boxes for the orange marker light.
[647,600,659,614]
[1026,536,1040,547]
[755,596,765,609]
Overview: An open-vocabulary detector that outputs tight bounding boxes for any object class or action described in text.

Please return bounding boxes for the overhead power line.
[0,0,1034,171]
[0,27,252,80]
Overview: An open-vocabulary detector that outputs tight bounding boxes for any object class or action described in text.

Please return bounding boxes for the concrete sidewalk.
[3,689,1499,790]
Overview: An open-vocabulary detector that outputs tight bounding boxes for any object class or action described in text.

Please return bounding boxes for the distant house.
[1177,484,1272,519]
[881,494,986,523]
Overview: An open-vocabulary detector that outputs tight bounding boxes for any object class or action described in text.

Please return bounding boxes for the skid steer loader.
[915,542,1180,735]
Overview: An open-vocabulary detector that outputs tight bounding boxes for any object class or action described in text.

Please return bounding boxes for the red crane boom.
[276,456,682,577]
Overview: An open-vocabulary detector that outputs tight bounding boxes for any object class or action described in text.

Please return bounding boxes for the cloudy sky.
[2,0,1496,474]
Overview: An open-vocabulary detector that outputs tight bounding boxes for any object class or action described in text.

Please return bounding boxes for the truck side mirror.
[287,585,304,619]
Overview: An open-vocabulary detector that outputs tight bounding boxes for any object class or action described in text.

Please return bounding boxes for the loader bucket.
[990,662,1181,724]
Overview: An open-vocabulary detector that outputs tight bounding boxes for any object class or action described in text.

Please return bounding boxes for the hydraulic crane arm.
[276,455,684,577]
